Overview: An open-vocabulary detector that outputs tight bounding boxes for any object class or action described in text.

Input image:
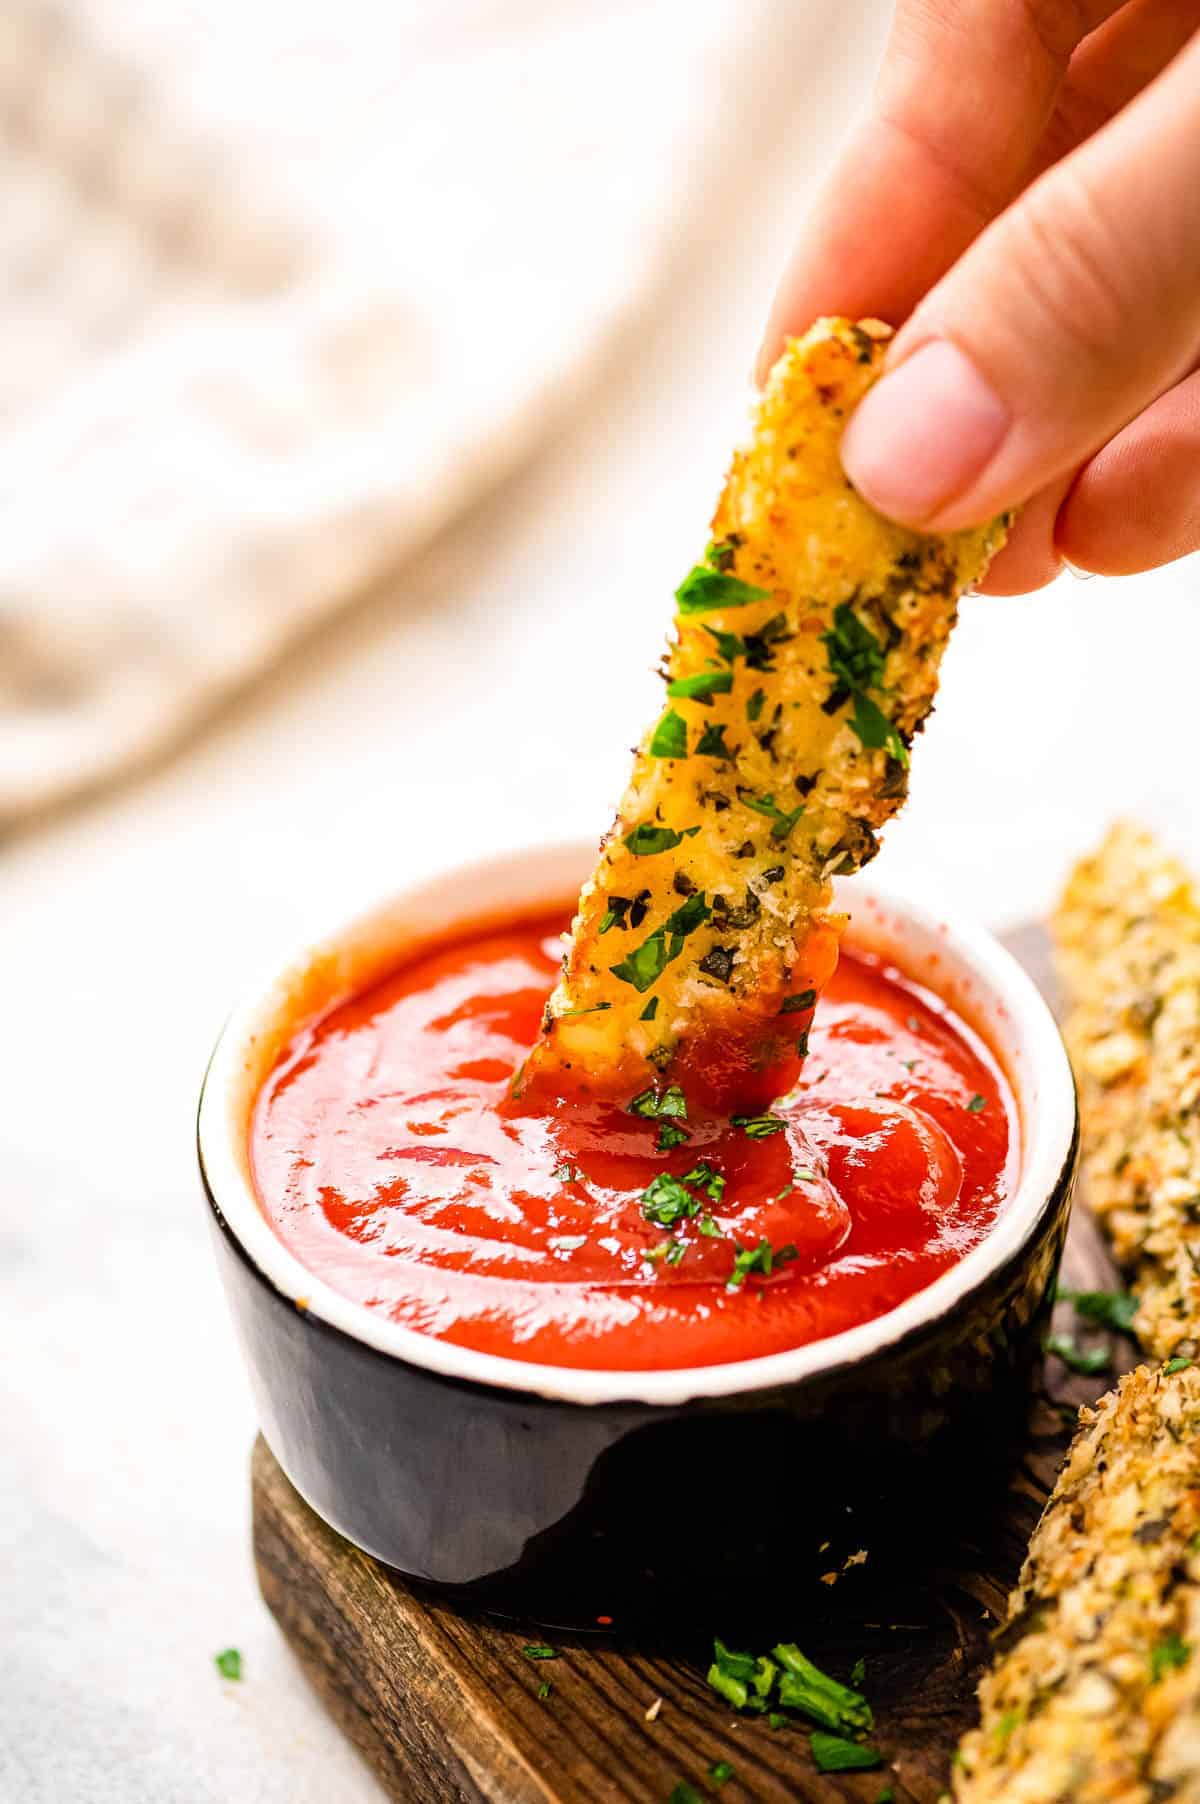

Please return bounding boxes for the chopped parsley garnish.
[966,1093,986,1113]
[737,790,804,841]
[551,1163,583,1182]
[665,1239,688,1266]
[851,694,908,766]
[850,1657,866,1688]
[641,1175,699,1228]
[522,1644,559,1661]
[557,1001,612,1019]
[1059,1288,1138,1334]
[657,1121,691,1151]
[1043,1332,1111,1376]
[767,1713,785,1730]
[696,721,734,760]
[704,625,746,663]
[707,1639,777,1711]
[709,1763,734,1786]
[640,997,659,1021]
[625,823,699,856]
[214,1648,243,1681]
[1165,1355,1193,1374]
[628,1085,688,1121]
[732,1113,787,1138]
[698,1213,723,1238]
[773,1644,873,1735]
[793,1167,816,1182]
[667,670,734,703]
[821,602,888,694]
[609,893,711,993]
[727,1239,798,1289]
[780,989,816,1014]
[537,1680,553,1700]
[819,603,908,766]
[1151,1633,1191,1681]
[746,688,765,722]
[668,1785,706,1804]
[676,567,771,617]
[682,1161,726,1204]
[649,709,688,759]
[810,1733,882,1774]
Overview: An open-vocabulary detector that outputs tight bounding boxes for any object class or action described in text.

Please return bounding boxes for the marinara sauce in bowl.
[199,844,1077,1616]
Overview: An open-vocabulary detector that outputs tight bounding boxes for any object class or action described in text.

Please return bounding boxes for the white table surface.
[4,10,1199,1797]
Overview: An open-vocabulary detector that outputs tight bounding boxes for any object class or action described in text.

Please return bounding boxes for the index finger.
[757,0,1125,379]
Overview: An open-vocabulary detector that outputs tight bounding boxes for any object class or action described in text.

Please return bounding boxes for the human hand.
[759,1,1200,593]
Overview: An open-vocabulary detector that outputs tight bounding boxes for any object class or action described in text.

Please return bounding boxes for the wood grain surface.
[252,924,1132,1803]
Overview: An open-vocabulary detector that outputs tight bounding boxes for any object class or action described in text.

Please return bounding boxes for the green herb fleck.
[707,1639,777,1711]
[696,721,734,760]
[641,1174,700,1229]
[625,823,700,856]
[552,1163,582,1183]
[537,1680,553,1700]
[1165,1355,1193,1374]
[698,1213,723,1238]
[641,997,660,1021]
[732,1113,787,1138]
[1043,1332,1111,1376]
[628,1085,688,1121]
[821,603,888,694]
[682,1161,726,1204]
[1060,1289,1138,1334]
[746,688,765,722]
[667,670,734,703]
[738,790,804,841]
[214,1648,243,1681]
[665,1239,688,1266]
[557,1001,612,1020]
[768,1712,786,1730]
[851,693,908,766]
[657,1121,691,1151]
[676,568,771,617]
[523,1644,559,1661]
[876,1790,895,1804]
[727,1239,798,1290]
[773,1644,873,1736]
[668,1785,705,1804]
[650,710,688,760]
[780,990,816,1014]
[709,1762,734,1786]
[850,1657,866,1688]
[1151,1633,1191,1681]
[810,1733,882,1774]
[966,1094,986,1113]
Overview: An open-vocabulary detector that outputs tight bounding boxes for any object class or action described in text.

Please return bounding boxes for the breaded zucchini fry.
[1053,824,1200,1359]
[954,1364,1200,1804]
[522,318,1006,1111]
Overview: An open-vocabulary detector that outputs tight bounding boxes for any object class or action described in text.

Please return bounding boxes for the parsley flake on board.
[707,1639,777,1711]
[624,823,700,856]
[732,1113,787,1138]
[709,1762,734,1786]
[675,567,771,617]
[773,1644,873,1735]
[537,1680,553,1700]
[668,1785,706,1804]
[214,1648,243,1681]
[667,670,734,703]
[522,1644,559,1661]
[780,989,816,1014]
[810,1733,883,1774]
[649,710,688,760]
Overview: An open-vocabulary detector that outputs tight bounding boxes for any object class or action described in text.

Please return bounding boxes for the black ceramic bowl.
[198,845,1077,1623]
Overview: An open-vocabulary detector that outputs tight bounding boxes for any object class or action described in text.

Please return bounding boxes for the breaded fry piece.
[521,318,1006,1111]
[1053,823,1200,1358]
[954,1364,1200,1804]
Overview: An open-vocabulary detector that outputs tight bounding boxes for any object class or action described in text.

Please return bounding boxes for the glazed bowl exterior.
[198,844,1077,1619]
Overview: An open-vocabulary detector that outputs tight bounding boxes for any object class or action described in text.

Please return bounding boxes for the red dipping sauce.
[252,914,1016,1371]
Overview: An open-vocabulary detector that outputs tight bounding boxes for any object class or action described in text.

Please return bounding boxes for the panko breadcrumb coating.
[521,318,1006,1112]
[1053,823,1200,1359]
[954,1363,1200,1804]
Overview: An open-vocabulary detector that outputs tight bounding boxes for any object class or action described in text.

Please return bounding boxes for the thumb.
[840,30,1200,533]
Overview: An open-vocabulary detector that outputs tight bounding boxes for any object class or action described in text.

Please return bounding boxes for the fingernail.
[841,340,1010,526]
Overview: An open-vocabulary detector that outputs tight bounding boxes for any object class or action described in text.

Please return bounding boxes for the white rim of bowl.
[198,846,1076,1408]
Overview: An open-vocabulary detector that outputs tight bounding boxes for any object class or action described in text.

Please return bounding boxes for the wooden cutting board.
[251,925,1128,1803]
